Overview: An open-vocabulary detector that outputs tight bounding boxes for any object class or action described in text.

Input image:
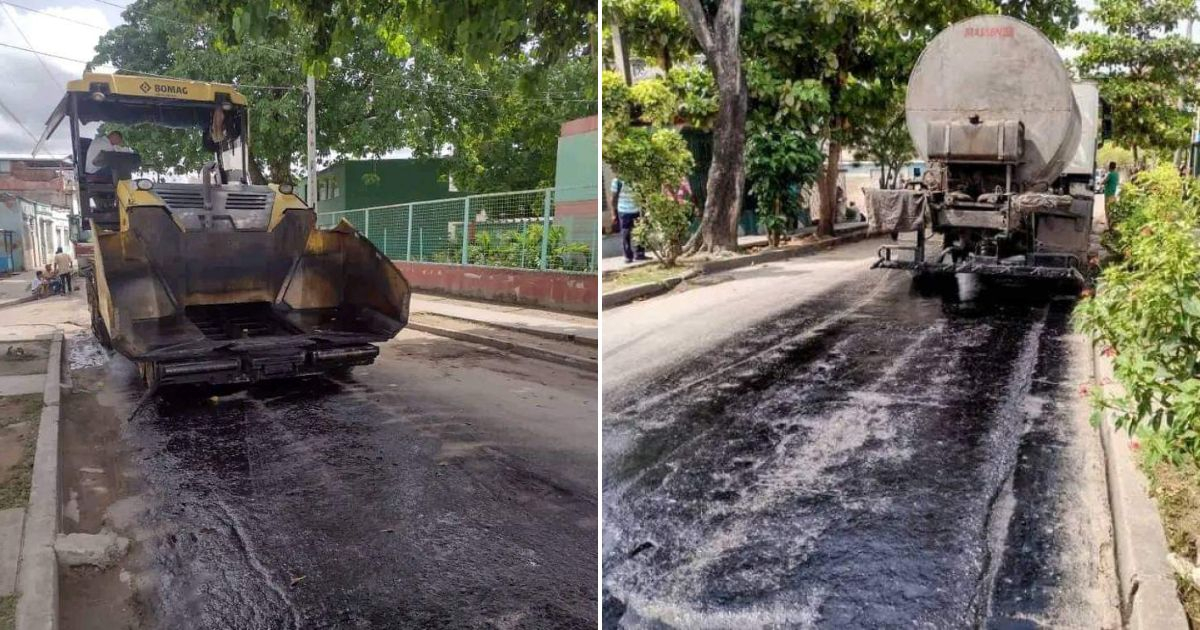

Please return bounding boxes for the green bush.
[602,71,695,266]
[665,65,718,129]
[468,223,592,271]
[1076,165,1200,462]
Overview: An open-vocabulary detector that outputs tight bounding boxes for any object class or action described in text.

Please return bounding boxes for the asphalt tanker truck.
[35,73,410,387]
[868,15,1100,285]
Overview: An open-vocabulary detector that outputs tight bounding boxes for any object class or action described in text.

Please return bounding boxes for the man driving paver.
[84,130,133,180]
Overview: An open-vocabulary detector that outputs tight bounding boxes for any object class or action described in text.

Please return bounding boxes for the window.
[0,161,9,174]
[316,178,339,201]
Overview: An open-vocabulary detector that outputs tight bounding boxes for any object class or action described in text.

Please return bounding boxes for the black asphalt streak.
[108,364,594,630]
[603,275,1083,628]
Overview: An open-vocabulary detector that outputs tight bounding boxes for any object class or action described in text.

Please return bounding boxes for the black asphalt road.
[603,273,1112,628]
[85,332,596,629]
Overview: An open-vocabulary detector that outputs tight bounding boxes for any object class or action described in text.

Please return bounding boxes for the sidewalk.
[601,222,868,274]
[0,271,35,308]
[409,293,597,345]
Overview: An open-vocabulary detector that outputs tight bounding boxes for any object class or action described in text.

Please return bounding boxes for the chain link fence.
[317,187,595,273]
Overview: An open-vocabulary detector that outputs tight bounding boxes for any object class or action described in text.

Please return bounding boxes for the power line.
[0,42,298,91]
[89,0,129,10]
[0,41,89,64]
[35,3,593,103]
[1,2,68,88]
[0,11,594,105]
[0,94,39,143]
[0,0,106,30]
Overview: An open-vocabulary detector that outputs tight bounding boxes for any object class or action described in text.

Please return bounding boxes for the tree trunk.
[816,140,841,237]
[659,47,672,73]
[248,157,268,186]
[610,15,633,85]
[267,158,292,184]
[678,0,746,254]
[1132,144,1140,170]
[768,196,781,247]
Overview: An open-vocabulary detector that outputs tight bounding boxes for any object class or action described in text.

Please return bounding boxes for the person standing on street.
[54,247,74,294]
[611,178,647,264]
[1104,161,1120,206]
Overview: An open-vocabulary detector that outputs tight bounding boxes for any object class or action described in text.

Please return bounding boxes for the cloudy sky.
[0,0,125,157]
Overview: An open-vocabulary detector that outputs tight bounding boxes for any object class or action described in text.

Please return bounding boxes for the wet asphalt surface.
[84,335,596,629]
[603,273,1112,628]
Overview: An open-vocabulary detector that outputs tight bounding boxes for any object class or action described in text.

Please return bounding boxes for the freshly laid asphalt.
[65,328,597,629]
[603,248,1116,628]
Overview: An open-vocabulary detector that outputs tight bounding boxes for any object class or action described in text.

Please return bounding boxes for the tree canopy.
[179,0,596,72]
[91,0,595,190]
[604,0,697,72]
[1073,0,1200,164]
[611,0,1085,246]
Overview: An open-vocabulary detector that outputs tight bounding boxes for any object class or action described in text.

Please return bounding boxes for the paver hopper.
[36,73,410,386]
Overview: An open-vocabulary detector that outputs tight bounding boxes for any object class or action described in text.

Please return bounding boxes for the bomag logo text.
[150,84,188,96]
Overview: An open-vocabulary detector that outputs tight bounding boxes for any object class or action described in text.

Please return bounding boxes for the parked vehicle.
[868,16,1101,286]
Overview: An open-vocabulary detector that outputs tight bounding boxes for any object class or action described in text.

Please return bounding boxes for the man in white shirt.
[84,130,133,178]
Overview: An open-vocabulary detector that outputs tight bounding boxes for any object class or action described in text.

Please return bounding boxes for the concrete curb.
[601,258,657,280]
[695,228,868,275]
[1091,343,1189,630]
[412,312,597,348]
[599,223,869,279]
[601,269,699,310]
[0,296,37,311]
[406,322,596,372]
[16,329,62,630]
[601,227,869,310]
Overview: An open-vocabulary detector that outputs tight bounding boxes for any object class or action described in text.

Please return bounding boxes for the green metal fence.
[317,186,595,273]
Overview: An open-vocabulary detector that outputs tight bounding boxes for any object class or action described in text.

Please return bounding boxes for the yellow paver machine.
[35,73,410,387]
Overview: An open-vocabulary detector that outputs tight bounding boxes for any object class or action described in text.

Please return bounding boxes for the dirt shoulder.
[1143,455,1200,624]
[0,394,43,511]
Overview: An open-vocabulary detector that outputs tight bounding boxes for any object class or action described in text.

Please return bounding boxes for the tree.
[180,0,595,72]
[604,0,697,72]
[1073,0,1200,167]
[995,0,1080,40]
[743,62,826,245]
[1097,142,1136,171]
[677,0,747,254]
[853,87,915,190]
[93,0,594,188]
[602,71,694,265]
[437,57,597,192]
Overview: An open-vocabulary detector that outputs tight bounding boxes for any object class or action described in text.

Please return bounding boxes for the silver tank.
[906,15,1080,186]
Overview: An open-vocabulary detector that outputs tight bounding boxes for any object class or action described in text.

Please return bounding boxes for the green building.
[301,158,462,213]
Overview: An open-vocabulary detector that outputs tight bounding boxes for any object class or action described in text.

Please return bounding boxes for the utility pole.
[306,74,317,206]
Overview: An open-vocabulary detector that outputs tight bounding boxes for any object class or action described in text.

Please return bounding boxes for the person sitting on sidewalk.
[43,264,62,295]
[611,178,647,264]
[53,247,74,294]
[30,271,45,298]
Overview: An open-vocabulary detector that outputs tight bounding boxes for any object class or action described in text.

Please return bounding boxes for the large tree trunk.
[816,140,841,237]
[678,0,746,254]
